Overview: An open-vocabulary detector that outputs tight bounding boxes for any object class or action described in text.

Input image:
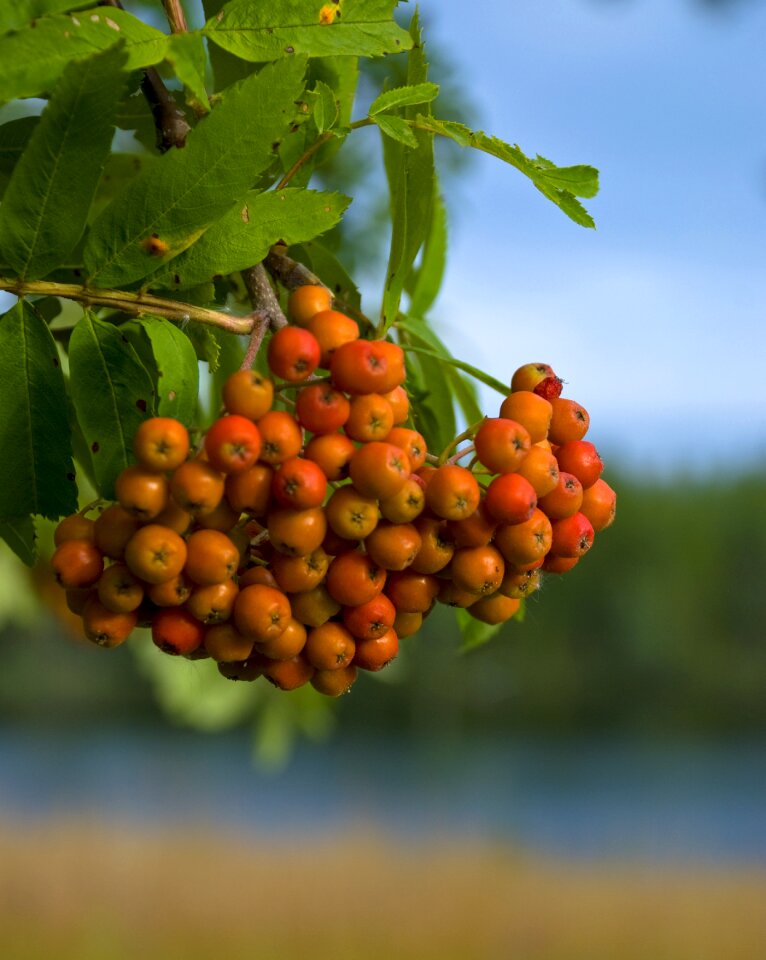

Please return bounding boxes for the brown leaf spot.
[136,399,147,412]
[91,441,100,454]
[241,205,250,224]
[142,233,169,257]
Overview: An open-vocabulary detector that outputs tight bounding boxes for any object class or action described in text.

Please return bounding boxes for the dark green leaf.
[380,12,435,333]
[413,116,599,228]
[166,32,211,112]
[304,56,359,169]
[312,80,339,134]
[0,47,128,281]
[408,185,447,317]
[0,8,169,104]
[205,0,412,62]
[84,57,308,288]
[0,117,38,196]
[150,188,350,291]
[374,114,419,148]
[0,302,77,520]
[68,311,155,499]
[122,316,200,427]
[369,81,439,116]
[0,516,38,567]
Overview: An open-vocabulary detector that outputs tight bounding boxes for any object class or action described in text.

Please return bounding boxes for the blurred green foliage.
[2,467,764,737]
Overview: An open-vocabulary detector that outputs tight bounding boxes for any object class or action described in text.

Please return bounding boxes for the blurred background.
[1,0,765,957]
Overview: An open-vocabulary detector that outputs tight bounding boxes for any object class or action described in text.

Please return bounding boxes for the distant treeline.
[1,468,765,736]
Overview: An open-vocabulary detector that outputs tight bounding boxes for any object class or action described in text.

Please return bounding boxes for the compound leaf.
[84,56,308,289]
[0,46,128,280]
[413,116,599,228]
[0,301,77,521]
[68,311,155,499]
[205,0,412,62]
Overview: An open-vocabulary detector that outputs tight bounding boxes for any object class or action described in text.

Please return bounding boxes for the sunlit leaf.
[205,0,412,62]
[150,188,350,291]
[0,8,168,103]
[369,81,439,115]
[84,56,308,288]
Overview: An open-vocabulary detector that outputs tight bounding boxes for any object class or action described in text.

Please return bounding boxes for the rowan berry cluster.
[50,284,615,697]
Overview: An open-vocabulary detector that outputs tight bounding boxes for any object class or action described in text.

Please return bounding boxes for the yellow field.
[1,818,764,960]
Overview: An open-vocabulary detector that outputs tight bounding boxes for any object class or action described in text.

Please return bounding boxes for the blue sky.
[417,0,766,474]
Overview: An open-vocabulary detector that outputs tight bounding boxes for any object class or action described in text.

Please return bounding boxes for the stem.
[264,248,328,292]
[100,0,189,151]
[446,443,475,466]
[161,0,189,33]
[274,117,373,191]
[240,312,269,371]
[437,419,485,465]
[276,132,333,190]
[141,67,191,151]
[0,276,253,335]
[241,264,288,331]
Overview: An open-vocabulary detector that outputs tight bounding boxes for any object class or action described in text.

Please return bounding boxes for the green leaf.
[403,345,456,456]
[373,113,419,148]
[311,80,339,134]
[408,186,447,317]
[0,47,128,281]
[401,341,507,396]
[122,316,200,427]
[92,152,157,220]
[185,322,222,372]
[0,117,38,197]
[369,81,439,116]
[0,1,91,33]
[68,311,155,499]
[166,31,211,112]
[455,608,504,652]
[397,315,483,426]
[84,56,308,289]
[380,12,435,333]
[0,516,38,567]
[0,302,77,521]
[150,188,350,291]
[413,116,599,228]
[205,0,412,62]
[0,8,169,104]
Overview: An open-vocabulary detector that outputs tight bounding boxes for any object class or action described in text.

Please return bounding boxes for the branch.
[100,0,190,152]
[161,0,189,33]
[241,264,288,331]
[0,276,253,335]
[264,248,327,292]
